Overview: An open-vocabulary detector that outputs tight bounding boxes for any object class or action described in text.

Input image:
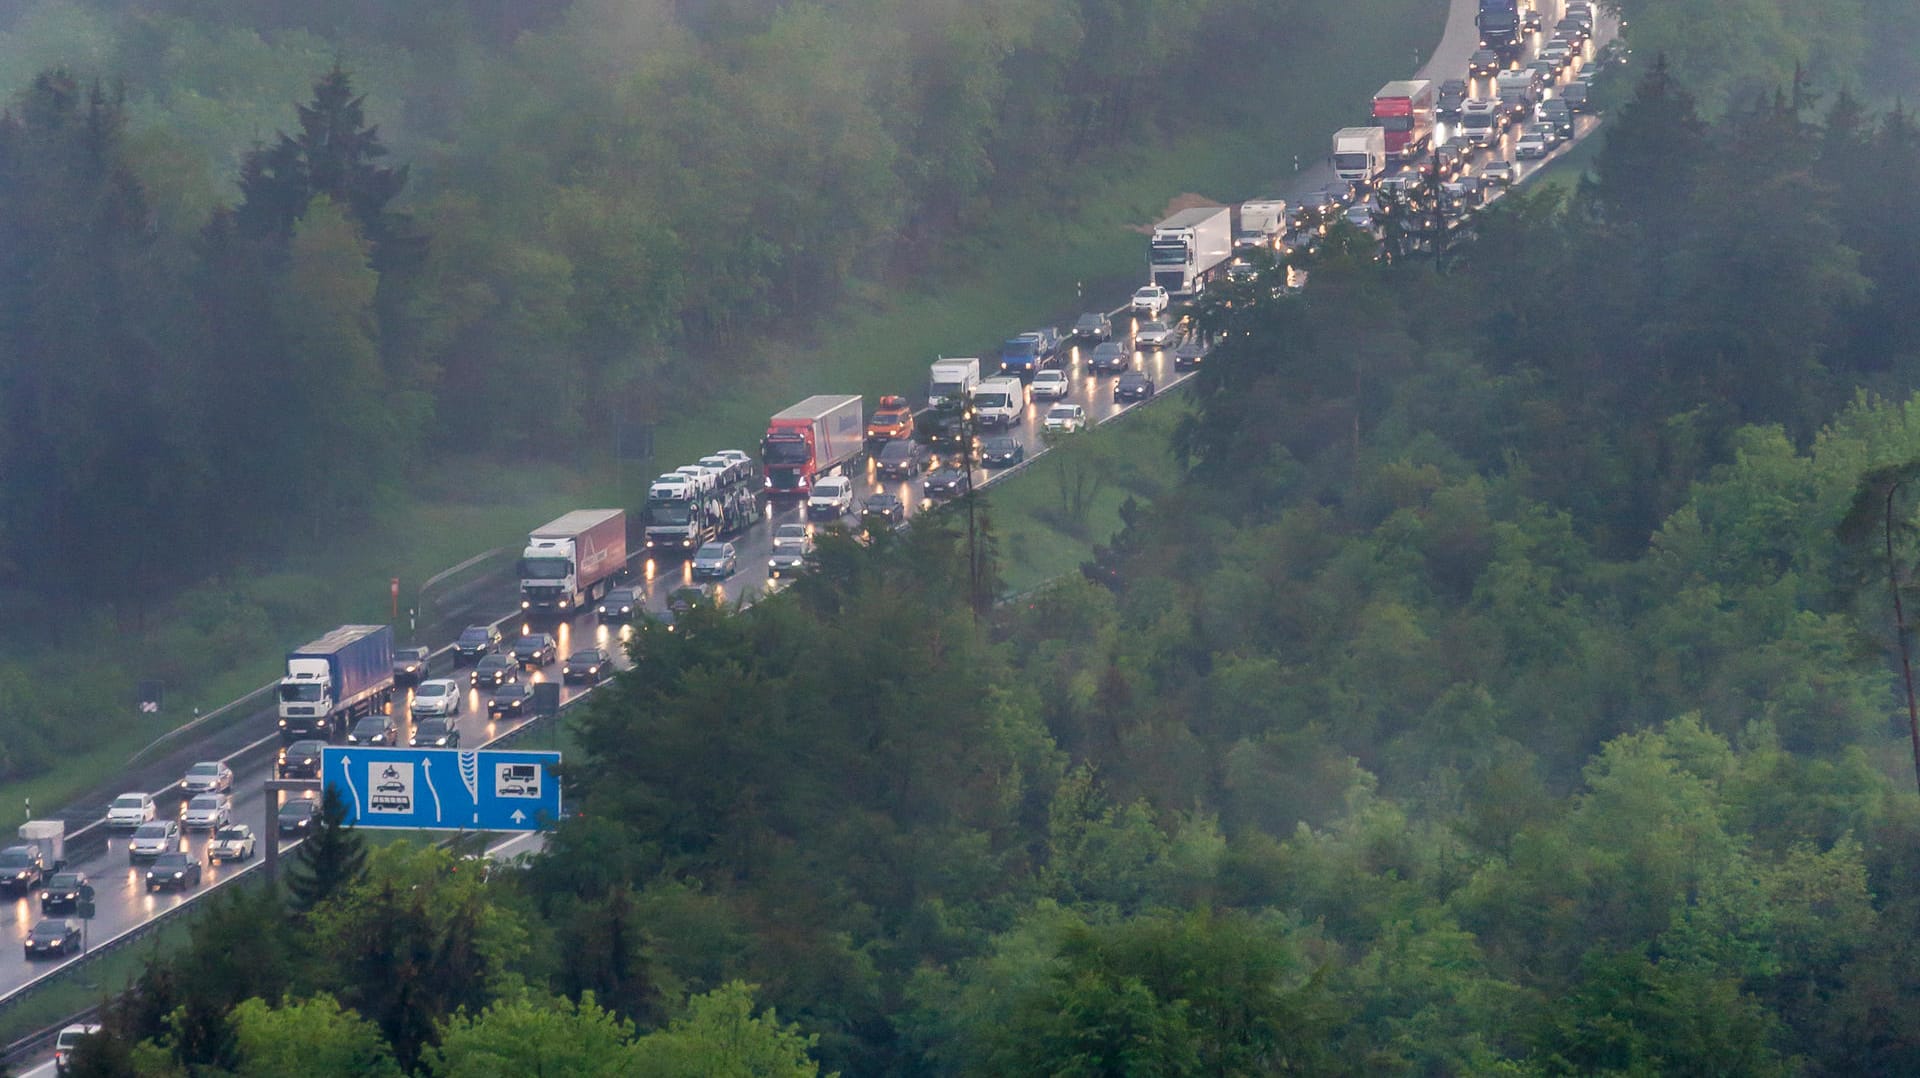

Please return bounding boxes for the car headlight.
[173,871,184,878]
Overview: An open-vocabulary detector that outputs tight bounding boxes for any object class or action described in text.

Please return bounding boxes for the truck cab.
[928,358,981,410]
[999,329,1060,376]
[1331,127,1388,186]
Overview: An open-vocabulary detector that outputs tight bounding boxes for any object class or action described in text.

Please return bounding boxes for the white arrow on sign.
[510,809,526,825]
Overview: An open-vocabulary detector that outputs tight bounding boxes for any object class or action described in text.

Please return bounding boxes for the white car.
[181,761,232,794]
[808,475,854,519]
[648,473,694,501]
[54,1023,102,1073]
[107,792,156,830]
[1135,320,1179,349]
[410,678,463,719]
[1043,404,1088,433]
[768,524,813,577]
[127,820,179,861]
[1130,285,1169,317]
[208,824,256,865]
[181,794,230,832]
[1030,369,1072,400]
[1480,159,1516,185]
[1515,132,1549,159]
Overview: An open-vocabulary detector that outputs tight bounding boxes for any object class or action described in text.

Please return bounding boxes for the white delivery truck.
[928,357,982,410]
[1331,127,1388,186]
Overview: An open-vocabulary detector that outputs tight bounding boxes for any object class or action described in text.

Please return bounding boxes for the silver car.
[1135,320,1180,349]
[182,794,230,832]
[768,525,813,577]
[181,761,232,794]
[128,820,179,861]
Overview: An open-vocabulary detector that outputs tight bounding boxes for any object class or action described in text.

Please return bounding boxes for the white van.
[970,376,1027,429]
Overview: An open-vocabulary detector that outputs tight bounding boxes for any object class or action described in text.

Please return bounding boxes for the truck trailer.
[279,624,394,741]
[1372,80,1436,160]
[519,509,628,616]
[762,395,865,497]
[1331,127,1389,186]
[1148,206,1233,297]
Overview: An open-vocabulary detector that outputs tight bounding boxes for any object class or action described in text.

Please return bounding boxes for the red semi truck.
[762,395,865,497]
[1372,79,1436,161]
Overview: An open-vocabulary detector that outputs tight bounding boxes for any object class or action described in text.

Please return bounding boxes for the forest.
[0,0,1388,781]
[47,63,1920,1075]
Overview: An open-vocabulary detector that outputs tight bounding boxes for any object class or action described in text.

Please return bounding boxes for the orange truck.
[866,395,914,445]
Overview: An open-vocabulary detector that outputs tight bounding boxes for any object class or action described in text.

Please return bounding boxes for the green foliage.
[229,993,402,1078]
[285,785,368,912]
[427,992,638,1078]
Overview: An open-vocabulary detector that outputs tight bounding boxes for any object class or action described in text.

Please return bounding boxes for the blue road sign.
[321,747,561,831]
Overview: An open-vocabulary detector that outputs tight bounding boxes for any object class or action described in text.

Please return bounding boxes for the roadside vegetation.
[58,69,1920,1075]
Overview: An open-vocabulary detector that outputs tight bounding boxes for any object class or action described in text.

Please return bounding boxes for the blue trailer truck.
[278,624,395,741]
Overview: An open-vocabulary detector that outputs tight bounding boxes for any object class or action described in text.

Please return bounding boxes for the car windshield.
[0,849,30,867]
[291,742,323,756]
[215,828,247,842]
[985,439,1015,452]
[498,684,530,699]
[696,545,728,559]
[568,651,601,663]
[113,796,145,809]
[608,589,637,603]
[459,628,490,644]
[1049,406,1077,417]
[880,443,911,461]
[32,923,66,939]
[353,719,387,735]
[190,796,221,810]
[1035,371,1065,383]
[49,873,80,888]
[518,635,551,648]
[418,720,449,735]
[153,854,188,869]
[479,656,508,669]
[188,763,219,776]
[1076,315,1104,328]
[417,683,451,698]
[133,824,169,839]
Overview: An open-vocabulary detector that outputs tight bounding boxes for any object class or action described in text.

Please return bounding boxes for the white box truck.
[927,357,982,410]
[1234,200,1289,249]
[1148,206,1233,297]
[1331,127,1388,185]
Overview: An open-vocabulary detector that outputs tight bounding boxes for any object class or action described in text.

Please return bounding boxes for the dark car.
[488,682,536,718]
[562,647,612,684]
[145,852,202,893]
[1538,97,1574,139]
[981,435,1025,468]
[1115,371,1156,402]
[24,919,81,959]
[346,714,397,745]
[597,585,642,623]
[278,799,320,835]
[1323,178,1362,207]
[917,412,967,455]
[925,470,969,499]
[1436,78,1469,119]
[1173,340,1208,371]
[39,872,88,914]
[1436,142,1472,177]
[862,493,907,528]
[1560,82,1591,113]
[1089,342,1131,374]
[0,845,47,895]
[471,653,518,688]
[512,633,558,667]
[1071,311,1113,343]
[1292,191,1334,227]
[1469,48,1503,78]
[410,718,461,748]
[1554,17,1588,45]
[875,438,932,480]
[392,646,431,686]
[277,739,326,779]
[453,625,502,664]
[1522,5,1543,32]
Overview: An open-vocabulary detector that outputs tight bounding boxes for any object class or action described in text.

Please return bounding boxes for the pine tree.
[287,785,369,911]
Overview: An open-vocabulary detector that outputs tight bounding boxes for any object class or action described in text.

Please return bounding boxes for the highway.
[0,0,1613,1057]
